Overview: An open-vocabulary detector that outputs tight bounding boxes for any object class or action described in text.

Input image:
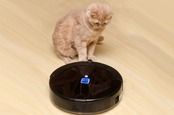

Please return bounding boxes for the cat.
[52,2,113,64]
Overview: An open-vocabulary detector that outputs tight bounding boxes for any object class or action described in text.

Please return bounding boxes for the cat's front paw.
[88,55,96,61]
[78,57,87,62]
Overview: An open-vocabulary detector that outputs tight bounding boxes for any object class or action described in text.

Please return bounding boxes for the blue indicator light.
[80,75,90,84]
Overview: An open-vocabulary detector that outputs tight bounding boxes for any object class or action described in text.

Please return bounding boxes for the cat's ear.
[86,9,92,18]
[106,11,113,20]
[104,12,113,24]
[89,8,98,18]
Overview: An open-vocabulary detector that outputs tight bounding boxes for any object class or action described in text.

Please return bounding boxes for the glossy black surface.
[49,61,123,113]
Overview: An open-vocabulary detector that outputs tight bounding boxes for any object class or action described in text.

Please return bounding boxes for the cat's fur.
[52,2,113,63]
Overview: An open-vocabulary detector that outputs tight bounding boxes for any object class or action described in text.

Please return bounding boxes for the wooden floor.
[0,0,174,115]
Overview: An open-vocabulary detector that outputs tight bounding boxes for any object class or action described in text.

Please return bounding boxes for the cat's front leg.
[87,40,98,61]
[76,42,88,61]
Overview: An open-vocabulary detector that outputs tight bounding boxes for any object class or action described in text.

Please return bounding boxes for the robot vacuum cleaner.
[49,61,123,114]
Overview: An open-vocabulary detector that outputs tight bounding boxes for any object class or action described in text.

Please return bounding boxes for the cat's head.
[86,3,113,30]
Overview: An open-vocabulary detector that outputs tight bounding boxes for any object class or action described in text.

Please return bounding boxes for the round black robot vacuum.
[49,61,123,114]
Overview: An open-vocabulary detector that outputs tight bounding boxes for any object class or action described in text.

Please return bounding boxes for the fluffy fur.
[52,2,113,63]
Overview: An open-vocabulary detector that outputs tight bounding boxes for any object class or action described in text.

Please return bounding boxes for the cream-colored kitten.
[52,2,113,63]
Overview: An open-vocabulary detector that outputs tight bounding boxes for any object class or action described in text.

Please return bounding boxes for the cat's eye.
[91,14,97,18]
[103,22,107,25]
[95,22,99,25]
